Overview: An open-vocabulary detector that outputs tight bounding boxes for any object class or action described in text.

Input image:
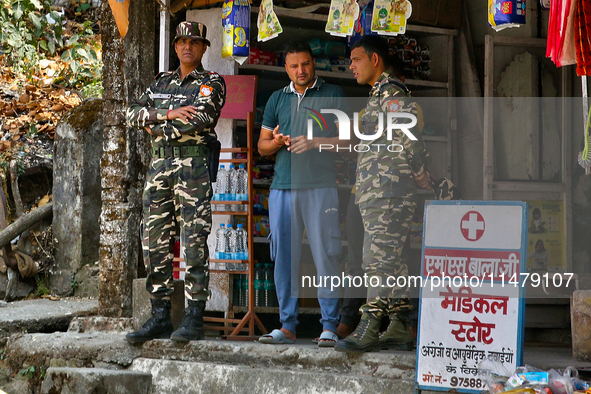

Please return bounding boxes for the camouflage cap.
[173,21,210,46]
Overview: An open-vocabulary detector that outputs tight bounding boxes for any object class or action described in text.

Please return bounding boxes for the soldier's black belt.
[152,145,206,158]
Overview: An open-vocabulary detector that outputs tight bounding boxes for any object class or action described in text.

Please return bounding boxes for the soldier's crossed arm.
[126,83,168,128]
[159,77,227,142]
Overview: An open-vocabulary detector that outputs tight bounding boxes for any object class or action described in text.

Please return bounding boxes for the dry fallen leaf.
[38,195,50,207]
[19,93,29,103]
[34,112,51,121]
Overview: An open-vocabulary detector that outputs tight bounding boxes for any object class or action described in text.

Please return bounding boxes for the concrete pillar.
[53,99,103,296]
[571,290,591,361]
[99,0,156,317]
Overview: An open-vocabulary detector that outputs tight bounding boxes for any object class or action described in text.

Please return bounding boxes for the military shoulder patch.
[200,85,213,96]
[387,100,401,112]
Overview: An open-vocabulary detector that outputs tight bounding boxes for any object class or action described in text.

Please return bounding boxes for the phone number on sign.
[450,376,484,389]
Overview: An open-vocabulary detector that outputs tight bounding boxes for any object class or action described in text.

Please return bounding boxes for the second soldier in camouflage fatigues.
[335,35,429,353]
[126,22,226,344]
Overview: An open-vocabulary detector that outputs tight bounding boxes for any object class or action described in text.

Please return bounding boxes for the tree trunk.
[99,0,155,317]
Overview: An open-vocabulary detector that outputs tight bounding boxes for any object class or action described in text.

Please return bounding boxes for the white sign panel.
[416,201,527,393]
[424,205,524,250]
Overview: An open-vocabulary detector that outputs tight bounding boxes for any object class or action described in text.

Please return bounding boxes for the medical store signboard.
[416,201,527,393]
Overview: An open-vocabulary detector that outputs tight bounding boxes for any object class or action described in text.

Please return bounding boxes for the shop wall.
[460,0,590,278]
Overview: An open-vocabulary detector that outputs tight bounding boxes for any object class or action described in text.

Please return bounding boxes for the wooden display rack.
[205,75,267,340]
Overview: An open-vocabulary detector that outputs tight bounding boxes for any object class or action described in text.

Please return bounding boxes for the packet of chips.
[371,0,412,36]
[349,0,374,47]
[325,0,360,37]
[257,0,283,42]
[488,0,526,32]
[222,0,250,64]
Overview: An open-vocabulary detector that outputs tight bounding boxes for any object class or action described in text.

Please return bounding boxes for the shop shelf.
[240,64,449,89]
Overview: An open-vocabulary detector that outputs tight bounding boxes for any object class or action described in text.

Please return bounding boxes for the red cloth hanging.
[547,0,577,67]
[575,0,591,76]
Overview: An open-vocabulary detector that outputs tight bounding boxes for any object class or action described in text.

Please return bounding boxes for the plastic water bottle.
[214,165,229,211]
[254,263,263,307]
[214,224,226,260]
[240,274,249,307]
[236,164,248,211]
[228,165,238,211]
[226,223,237,261]
[264,263,277,307]
[235,224,248,261]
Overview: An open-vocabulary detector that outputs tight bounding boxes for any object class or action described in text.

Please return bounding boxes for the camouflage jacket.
[355,71,429,205]
[126,65,226,148]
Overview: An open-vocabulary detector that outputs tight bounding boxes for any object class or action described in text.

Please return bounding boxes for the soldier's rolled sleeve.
[126,85,168,128]
[161,78,226,142]
[381,93,429,175]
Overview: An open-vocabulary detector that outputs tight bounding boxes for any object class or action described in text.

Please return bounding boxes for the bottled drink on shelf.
[214,165,229,211]
[254,263,263,307]
[228,164,238,211]
[226,223,237,269]
[214,223,226,260]
[263,263,277,307]
[240,274,249,307]
[235,224,248,261]
[236,164,248,211]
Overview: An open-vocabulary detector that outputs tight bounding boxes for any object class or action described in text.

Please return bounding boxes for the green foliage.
[20,365,35,379]
[0,0,102,97]
[35,275,50,297]
[53,21,102,95]
[74,0,90,13]
[0,1,62,73]
[70,278,78,289]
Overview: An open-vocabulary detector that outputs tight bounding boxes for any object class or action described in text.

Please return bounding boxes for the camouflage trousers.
[142,155,212,302]
[358,196,416,315]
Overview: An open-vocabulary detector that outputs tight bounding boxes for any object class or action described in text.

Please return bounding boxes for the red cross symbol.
[460,211,485,241]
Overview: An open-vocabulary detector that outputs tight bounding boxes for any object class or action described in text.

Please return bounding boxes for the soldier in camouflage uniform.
[335,35,430,353]
[125,21,226,344]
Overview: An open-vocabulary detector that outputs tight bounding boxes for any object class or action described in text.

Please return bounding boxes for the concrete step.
[0,298,98,336]
[129,357,415,394]
[4,331,591,394]
[41,367,152,394]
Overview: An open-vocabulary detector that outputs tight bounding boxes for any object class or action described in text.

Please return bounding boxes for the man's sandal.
[259,329,296,344]
[318,330,338,348]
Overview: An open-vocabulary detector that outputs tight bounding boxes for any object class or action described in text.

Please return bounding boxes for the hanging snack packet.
[488,0,526,31]
[349,0,374,46]
[371,0,412,36]
[257,0,283,42]
[222,0,250,64]
[325,0,360,37]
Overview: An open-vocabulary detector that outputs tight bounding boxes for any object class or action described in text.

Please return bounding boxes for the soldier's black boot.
[126,298,173,344]
[334,311,383,353]
[170,300,205,343]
